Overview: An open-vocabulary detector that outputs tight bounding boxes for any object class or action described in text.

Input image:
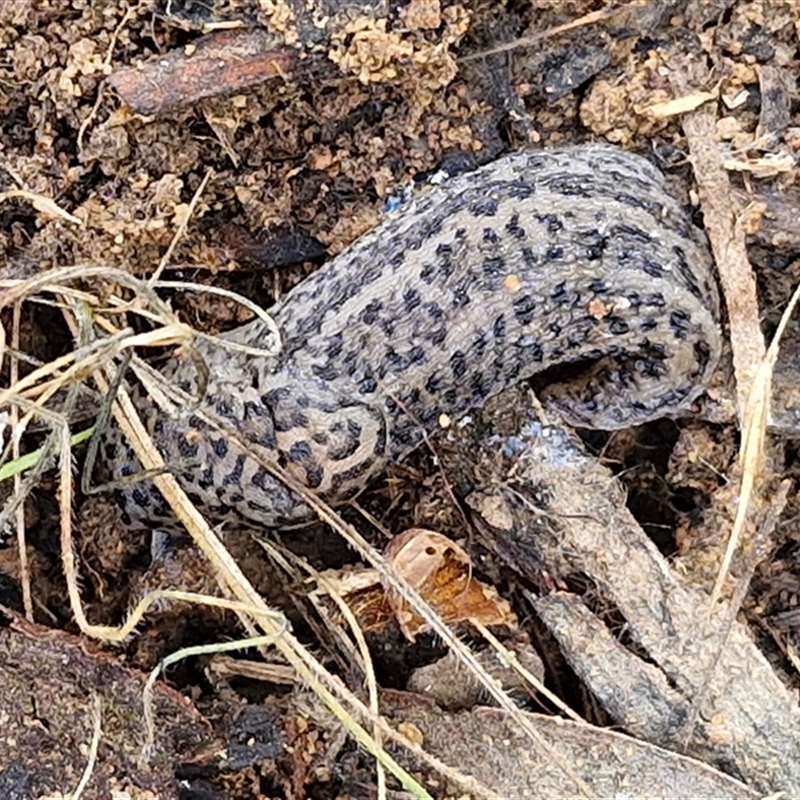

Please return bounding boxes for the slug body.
[103,144,721,530]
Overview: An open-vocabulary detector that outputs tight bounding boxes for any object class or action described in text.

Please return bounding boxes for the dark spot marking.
[329,436,360,461]
[426,373,442,394]
[694,340,713,369]
[537,214,563,234]
[551,283,567,303]
[291,411,309,428]
[198,465,215,491]
[251,468,270,490]
[425,302,444,321]
[669,308,691,339]
[359,376,378,394]
[506,179,534,200]
[614,192,660,215]
[673,246,704,300]
[212,438,228,459]
[262,387,290,407]
[643,293,666,308]
[386,349,410,372]
[452,288,470,307]
[222,454,246,486]
[542,175,592,198]
[505,213,526,239]
[612,223,653,244]
[404,287,421,312]
[326,334,344,359]
[483,228,500,244]
[304,464,323,488]
[450,350,468,379]
[493,315,506,340]
[470,370,492,400]
[513,294,536,325]
[470,197,499,216]
[581,231,607,260]
[472,331,488,357]
[215,398,234,418]
[380,318,395,338]
[244,400,268,418]
[608,317,630,335]
[312,362,339,381]
[359,299,382,325]
[288,441,313,463]
[330,459,373,488]
[643,260,666,279]
[521,248,537,268]
[483,256,505,277]
[408,345,426,364]
[131,487,151,507]
[178,436,199,459]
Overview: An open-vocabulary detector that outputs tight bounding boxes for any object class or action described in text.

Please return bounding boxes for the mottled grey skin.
[102,144,721,531]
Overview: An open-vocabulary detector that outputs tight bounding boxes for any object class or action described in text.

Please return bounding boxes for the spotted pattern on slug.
[100,144,721,531]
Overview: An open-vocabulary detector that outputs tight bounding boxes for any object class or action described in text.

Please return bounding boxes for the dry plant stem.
[206,656,296,684]
[142,632,288,757]
[0,264,182,321]
[148,167,213,285]
[710,281,800,606]
[72,693,103,800]
[75,4,136,152]
[100,590,287,642]
[153,280,282,357]
[9,302,33,620]
[0,189,82,225]
[459,0,641,61]
[259,537,387,795]
[475,623,585,725]
[680,479,791,753]
[312,570,387,799]
[670,62,765,419]
[668,55,779,608]
[0,404,66,536]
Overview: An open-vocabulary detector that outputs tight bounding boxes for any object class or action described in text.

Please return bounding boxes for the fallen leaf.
[384,528,517,641]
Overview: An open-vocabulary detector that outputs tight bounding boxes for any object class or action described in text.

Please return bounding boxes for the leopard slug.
[101,144,721,531]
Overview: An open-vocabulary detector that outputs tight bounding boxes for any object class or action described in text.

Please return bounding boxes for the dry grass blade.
[711,282,800,605]
[459,0,644,62]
